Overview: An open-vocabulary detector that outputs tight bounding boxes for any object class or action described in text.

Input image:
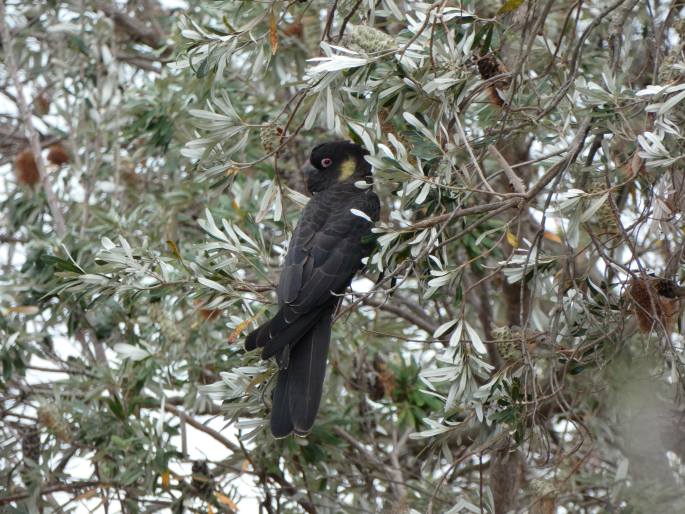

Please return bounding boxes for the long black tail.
[270,306,334,438]
[244,302,334,360]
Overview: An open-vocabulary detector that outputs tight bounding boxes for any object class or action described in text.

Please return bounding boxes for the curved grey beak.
[302,162,317,179]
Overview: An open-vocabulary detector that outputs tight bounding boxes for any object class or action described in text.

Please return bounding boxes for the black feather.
[270,368,294,438]
[288,305,334,436]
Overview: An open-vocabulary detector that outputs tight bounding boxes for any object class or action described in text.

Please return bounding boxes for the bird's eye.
[321,157,333,168]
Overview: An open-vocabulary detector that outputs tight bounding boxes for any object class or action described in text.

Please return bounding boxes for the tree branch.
[0,3,66,237]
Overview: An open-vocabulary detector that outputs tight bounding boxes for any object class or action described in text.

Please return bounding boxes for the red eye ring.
[321,158,333,168]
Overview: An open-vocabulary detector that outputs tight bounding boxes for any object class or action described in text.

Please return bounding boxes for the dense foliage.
[2,1,685,512]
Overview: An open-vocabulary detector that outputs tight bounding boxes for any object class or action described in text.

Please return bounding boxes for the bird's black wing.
[245,188,379,358]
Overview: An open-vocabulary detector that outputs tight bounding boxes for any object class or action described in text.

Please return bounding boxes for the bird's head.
[303,141,371,194]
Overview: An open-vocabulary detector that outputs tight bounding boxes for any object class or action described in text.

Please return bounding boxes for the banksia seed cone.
[628,278,680,333]
[15,148,40,187]
[492,326,518,362]
[369,354,395,400]
[477,54,498,80]
[37,404,72,442]
[493,326,543,364]
[195,299,221,321]
[586,175,617,233]
[530,479,557,514]
[260,125,282,153]
[191,460,213,499]
[281,21,303,39]
[20,426,41,487]
[47,143,70,165]
[34,93,50,115]
[346,25,395,54]
[476,54,510,88]
[199,308,221,321]
[476,54,510,107]
[21,426,41,465]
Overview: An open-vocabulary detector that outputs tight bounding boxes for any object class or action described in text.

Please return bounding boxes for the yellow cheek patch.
[338,158,356,181]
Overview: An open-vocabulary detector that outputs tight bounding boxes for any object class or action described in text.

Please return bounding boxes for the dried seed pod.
[492,325,518,362]
[476,54,510,88]
[486,86,506,107]
[21,426,41,465]
[260,125,282,154]
[493,326,543,364]
[37,404,72,442]
[199,308,221,321]
[476,54,510,107]
[34,93,50,115]
[281,21,303,39]
[47,143,70,166]
[369,354,395,400]
[196,299,221,321]
[628,278,680,333]
[586,175,618,234]
[15,148,40,187]
[529,479,557,514]
[191,460,213,499]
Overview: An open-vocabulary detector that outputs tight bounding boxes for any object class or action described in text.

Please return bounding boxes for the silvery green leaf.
[181,29,204,41]
[256,182,276,223]
[403,112,440,147]
[307,55,368,74]
[664,82,685,94]
[47,23,81,34]
[615,457,629,482]
[325,87,335,130]
[156,396,166,438]
[433,319,457,339]
[159,261,173,282]
[580,193,609,222]
[408,418,451,439]
[304,95,321,130]
[199,208,229,242]
[449,321,463,347]
[114,343,150,361]
[229,222,259,250]
[224,129,249,157]
[348,121,374,152]
[636,85,665,96]
[188,108,234,122]
[415,182,432,204]
[118,235,133,260]
[445,381,459,410]
[383,0,403,19]
[377,143,394,159]
[408,229,428,246]
[658,88,685,115]
[460,30,475,56]
[377,232,400,247]
[273,190,282,222]
[198,276,230,294]
[80,274,108,284]
[285,187,310,207]
[445,498,481,514]
[464,321,486,354]
[235,418,266,430]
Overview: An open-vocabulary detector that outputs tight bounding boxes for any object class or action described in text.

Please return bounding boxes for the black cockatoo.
[245,141,380,437]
